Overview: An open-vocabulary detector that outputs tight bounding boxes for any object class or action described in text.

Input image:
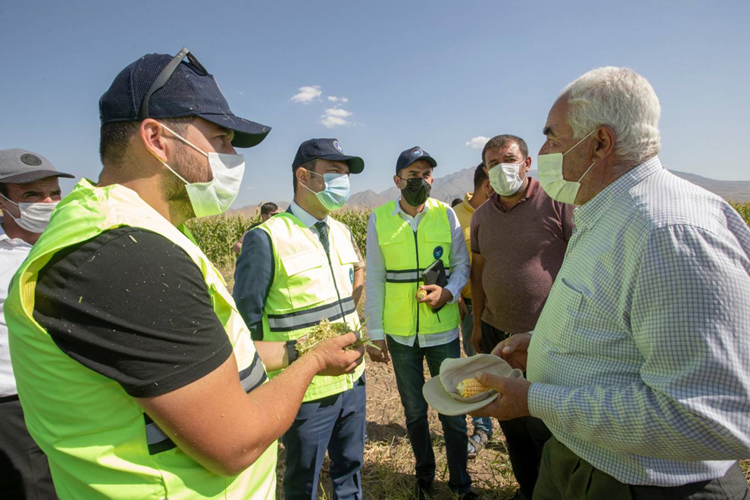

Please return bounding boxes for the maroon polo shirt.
[470,177,574,333]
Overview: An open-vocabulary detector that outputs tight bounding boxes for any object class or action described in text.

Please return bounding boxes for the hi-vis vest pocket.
[281,250,324,276]
[336,243,359,266]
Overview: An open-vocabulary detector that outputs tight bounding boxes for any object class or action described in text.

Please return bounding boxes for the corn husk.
[296,318,377,355]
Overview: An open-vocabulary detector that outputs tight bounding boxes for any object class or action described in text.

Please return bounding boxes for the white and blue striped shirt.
[527,156,750,486]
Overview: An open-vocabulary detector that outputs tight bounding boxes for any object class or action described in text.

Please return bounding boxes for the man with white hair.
[472,67,750,499]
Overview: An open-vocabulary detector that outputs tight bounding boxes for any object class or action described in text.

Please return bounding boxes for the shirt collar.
[290,200,329,229]
[574,156,663,229]
[490,177,539,211]
[461,193,475,214]
[392,196,427,221]
[0,220,33,249]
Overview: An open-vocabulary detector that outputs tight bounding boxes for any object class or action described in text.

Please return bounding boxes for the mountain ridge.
[234,167,750,213]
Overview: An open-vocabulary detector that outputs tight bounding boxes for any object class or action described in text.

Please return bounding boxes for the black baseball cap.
[396,146,437,174]
[0,149,74,184]
[292,138,365,174]
[99,47,271,148]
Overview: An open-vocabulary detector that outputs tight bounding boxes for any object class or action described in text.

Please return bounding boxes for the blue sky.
[1,0,748,208]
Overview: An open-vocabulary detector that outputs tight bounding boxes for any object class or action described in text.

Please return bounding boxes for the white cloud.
[465,136,490,149]
[324,108,353,118]
[290,85,322,104]
[327,96,349,104]
[320,108,354,128]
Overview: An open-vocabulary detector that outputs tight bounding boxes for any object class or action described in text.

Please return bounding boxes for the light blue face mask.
[303,171,351,211]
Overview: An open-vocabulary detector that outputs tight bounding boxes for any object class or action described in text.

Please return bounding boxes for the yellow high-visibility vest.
[256,213,364,402]
[373,198,460,335]
[6,179,277,499]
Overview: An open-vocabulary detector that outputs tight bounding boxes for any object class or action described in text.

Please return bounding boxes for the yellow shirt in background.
[452,192,476,299]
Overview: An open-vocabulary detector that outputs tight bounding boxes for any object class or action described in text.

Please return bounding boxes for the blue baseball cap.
[396,146,437,174]
[99,48,271,148]
[292,138,365,174]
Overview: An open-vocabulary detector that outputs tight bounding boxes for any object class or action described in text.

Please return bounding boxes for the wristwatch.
[285,340,299,364]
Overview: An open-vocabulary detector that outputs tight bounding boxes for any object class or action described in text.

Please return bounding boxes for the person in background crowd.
[451,197,462,208]
[232,201,279,255]
[474,67,750,500]
[470,134,573,499]
[451,162,494,458]
[233,138,367,500]
[365,146,475,500]
[5,48,363,500]
[0,148,73,499]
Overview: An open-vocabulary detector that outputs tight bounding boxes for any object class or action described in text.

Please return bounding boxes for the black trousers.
[481,321,552,497]
[0,396,57,500]
[535,436,750,500]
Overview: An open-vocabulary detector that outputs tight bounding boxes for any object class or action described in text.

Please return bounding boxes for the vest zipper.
[413,229,420,335]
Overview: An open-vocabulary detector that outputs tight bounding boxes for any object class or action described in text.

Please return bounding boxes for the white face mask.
[0,193,58,233]
[488,161,525,196]
[537,130,597,205]
[156,124,246,218]
[302,171,351,212]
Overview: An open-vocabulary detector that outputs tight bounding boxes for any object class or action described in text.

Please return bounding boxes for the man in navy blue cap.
[365,147,474,499]
[234,138,367,500]
[6,49,364,499]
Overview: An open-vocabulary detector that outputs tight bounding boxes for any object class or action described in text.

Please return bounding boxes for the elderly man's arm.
[526,225,750,461]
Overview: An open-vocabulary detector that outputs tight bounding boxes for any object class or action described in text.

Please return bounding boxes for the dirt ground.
[275,355,521,500]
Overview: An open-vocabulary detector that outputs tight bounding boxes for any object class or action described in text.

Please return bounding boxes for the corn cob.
[456,378,488,398]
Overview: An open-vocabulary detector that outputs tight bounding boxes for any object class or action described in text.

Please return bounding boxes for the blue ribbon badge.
[433,246,443,259]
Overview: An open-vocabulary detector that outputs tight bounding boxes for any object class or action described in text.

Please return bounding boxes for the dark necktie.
[314,221,330,255]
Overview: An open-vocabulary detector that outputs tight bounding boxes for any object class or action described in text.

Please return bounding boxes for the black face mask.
[401,177,431,207]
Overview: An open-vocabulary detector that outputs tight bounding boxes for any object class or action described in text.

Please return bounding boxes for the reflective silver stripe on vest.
[144,415,176,455]
[239,352,267,393]
[144,353,267,455]
[267,297,356,333]
[385,269,452,284]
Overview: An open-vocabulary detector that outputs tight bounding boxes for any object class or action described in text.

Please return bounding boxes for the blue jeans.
[282,376,366,500]
[459,299,494,438]
[386,336,472,494]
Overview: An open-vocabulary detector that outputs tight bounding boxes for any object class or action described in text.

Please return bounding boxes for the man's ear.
[296,166,311,188]
[139,119,170,163]
[593,125,616,162]
[393,174,403,189]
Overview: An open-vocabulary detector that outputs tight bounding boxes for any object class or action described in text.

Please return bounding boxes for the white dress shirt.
[365,197,470,347]
[289,200,330,232]
[0,221,33,397]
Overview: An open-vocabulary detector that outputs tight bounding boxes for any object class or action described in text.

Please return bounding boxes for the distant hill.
[235,168,750,213]
[669,171,750,203]
[346,167,750,208]
[230,201,290,218]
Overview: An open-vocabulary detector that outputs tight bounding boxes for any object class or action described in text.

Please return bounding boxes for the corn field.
[189,203,750,270]
[186,208,373,269]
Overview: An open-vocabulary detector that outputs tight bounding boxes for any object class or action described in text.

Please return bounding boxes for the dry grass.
[273,360,520,500]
